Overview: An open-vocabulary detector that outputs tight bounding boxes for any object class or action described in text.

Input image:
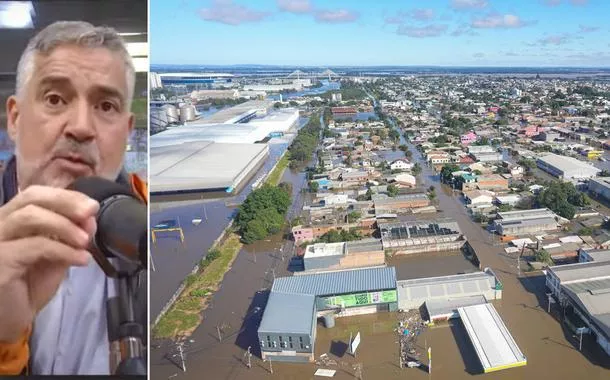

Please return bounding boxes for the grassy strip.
[265,151,291,186]
[152,233,243,339]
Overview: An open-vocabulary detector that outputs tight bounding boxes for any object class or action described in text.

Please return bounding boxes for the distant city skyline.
[151,0,610,67]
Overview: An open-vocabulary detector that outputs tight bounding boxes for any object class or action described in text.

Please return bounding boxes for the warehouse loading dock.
[458,303,527,373]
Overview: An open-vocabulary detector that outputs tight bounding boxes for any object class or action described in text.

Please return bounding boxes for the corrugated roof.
[550,261,610,283]
[271,267,396,296]
[537,153,601,175]
[258,292,316,335]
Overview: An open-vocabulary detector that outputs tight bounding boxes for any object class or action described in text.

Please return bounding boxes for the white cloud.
[277,0,312,14]
[471,13,533,29]
[397,24,448,37]
[450,0,488,10]
[199,0,270,25]
[314,9,359,23]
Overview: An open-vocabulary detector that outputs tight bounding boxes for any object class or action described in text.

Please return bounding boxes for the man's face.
[6,44,134,189]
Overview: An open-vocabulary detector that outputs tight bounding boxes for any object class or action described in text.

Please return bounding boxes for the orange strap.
[129,173,148,205]
[0,327,30,375]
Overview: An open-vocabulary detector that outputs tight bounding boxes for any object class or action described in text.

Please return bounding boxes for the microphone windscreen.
[68,176,133,203]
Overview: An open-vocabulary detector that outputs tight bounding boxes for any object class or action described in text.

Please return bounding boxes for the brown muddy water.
[150,143,610,380]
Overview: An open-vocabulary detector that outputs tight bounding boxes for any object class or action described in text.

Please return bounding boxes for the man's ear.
[6,95,19,142]
[127,112,134,134]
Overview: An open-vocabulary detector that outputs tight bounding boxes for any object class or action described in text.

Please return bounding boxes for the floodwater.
[150,117,610,380]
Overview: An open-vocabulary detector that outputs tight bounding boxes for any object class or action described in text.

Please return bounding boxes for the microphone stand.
[100,256,147,376]
[113,269,147,375]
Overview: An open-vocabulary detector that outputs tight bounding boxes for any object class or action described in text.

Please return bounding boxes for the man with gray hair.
[0,21,147,374]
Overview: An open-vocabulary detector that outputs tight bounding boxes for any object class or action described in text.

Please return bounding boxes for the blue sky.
[150,0,610,67]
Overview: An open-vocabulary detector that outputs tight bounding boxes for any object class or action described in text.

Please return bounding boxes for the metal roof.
[258,292,316,335]
[549,261,610,283]
[150,140,268,193]
[537,153,600,175]
[426,295,487,319]
[272,267,396,296]
[346,239,384,254]
[397,270,498,303]
[458,303,527,373]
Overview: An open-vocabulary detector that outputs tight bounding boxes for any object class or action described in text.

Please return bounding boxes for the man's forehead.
[31,45,128,96]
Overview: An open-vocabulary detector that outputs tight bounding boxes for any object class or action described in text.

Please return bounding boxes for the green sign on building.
[323,290,397,308]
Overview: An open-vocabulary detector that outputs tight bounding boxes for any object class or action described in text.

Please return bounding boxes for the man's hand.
[0,186,98,343]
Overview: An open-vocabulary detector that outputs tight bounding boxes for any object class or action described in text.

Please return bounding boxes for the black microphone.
[69,176,147,272]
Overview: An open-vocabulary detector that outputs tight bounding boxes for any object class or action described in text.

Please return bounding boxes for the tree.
[535,180,586,220]
[309,181,319,193]
[387,184,399,197]
[440,164,460,183]
[404,150,413,159]
[497,204,513,212]
[473,213,489,223]
[411,163,422,176]
[428,186,436,201]
[578,227,593,236]
[347,211,361,223]
[535,249,553,265]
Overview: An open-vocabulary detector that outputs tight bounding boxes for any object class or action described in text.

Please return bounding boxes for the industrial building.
[492,208,560,236]
[546,261,610,355]
[396,268,501,315]
[158,72,234,88]
[150,141,268,194]
[258,267,397,363]
[302,239,385,273]
[199,100,271,124]
[379,219,465,254]
[458,303,527,373]
[588,177,610,202]
[536,153,601,181]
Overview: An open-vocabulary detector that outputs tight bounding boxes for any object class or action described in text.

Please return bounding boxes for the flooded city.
[150,122,610,379]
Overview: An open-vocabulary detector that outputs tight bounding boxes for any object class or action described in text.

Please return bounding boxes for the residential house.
[463,190,495,205]
[393,173,417,188]
[390,159,413,171]
[476,174,509,191]
[461,131,477,145]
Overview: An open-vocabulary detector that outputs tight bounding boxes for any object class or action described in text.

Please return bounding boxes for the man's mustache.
[51,138,99,167]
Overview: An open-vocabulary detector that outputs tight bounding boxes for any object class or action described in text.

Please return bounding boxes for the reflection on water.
[0,128,148,178]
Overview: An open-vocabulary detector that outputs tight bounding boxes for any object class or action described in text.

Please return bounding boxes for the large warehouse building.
[396,268,502,318]
[258,267,397,363]
[536,153,601,181]
[158,72,234,88]
[150,141,268,194]
[149,101,299,193]
[546,261,610,356]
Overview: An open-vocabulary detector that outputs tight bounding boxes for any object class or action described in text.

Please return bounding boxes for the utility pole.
[176,342,186,372]
[399,337,403,369]
[253,248,256,263]
[354,363,363,380]
[216,325,222,342]
[267,359,274,374]
[243,346,252,368]
[547,293,552,313]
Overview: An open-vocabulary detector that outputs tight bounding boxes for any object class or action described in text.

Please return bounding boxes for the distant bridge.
[287,69,341,80]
